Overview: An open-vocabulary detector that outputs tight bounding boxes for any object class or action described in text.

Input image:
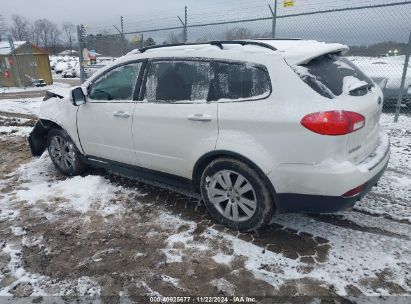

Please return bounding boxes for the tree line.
[0,14,76,54]
[0,14,159,56]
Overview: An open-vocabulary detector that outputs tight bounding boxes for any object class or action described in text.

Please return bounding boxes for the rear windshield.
[292,54,374,99]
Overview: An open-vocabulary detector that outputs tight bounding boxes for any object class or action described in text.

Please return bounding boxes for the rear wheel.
[200,158,275,231]
[47,129,86,176]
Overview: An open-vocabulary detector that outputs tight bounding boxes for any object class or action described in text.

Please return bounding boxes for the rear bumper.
[270,128,390,213]
[275,159,388,213]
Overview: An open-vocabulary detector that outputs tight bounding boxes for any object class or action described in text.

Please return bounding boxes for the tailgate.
[344,92,382,163]
[289,52,384,163]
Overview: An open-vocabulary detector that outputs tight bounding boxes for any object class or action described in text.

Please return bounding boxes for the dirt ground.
[0,109,410,302]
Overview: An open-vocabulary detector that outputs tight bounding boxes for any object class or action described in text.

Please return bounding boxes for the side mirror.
[71,87,86,106]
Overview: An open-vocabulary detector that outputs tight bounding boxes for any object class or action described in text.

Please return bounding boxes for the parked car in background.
[54,61,69,74]
[349,56,411,110]
[32,79,46,87]
[62,68,77,78]
[29,40,390,231]
[62,64,80,78]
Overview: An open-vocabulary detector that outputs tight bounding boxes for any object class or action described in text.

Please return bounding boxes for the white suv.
[28,39,390,231]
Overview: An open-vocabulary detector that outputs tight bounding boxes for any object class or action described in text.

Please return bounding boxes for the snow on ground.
[0,97,410,297]
[0,82,71,94]
[271,214,410,295]
[0,240,101,297]
[354,114,411,223]
[0,126,32,138]
[0,97,43,115]
[50,55,116,80]
[14,155,130,216]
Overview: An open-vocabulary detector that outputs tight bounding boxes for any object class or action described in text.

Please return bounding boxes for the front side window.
[144,60,211,103]
[89,62,142,101]
[211,61,271,101]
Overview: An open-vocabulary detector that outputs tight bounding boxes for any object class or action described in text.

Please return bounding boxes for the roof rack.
[137,40,277,53]
[252,38,302,41]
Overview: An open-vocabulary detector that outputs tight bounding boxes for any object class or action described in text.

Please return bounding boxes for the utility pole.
[141,33,144,48]
[178,6,188,42]
[121,16,125,55]
[114,16,126,55]
[269,0,278,39]
[394,30,411,122]
[184,6,188,42]
[8,36,22,87]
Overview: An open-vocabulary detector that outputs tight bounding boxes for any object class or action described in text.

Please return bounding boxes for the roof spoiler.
[284,44,349,65]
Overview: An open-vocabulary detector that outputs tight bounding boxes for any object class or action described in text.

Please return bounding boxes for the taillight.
[342,184,365,198]
[300,111,365,136]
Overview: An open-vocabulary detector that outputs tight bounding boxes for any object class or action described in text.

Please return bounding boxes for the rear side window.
[292,54,374,99]
[144,60,211,102]
[211,62,271,101]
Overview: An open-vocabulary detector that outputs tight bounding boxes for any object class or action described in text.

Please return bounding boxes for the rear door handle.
[113,111,130,118]
[187,113,212,122]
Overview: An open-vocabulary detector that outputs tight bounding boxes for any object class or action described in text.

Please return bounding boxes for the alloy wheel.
[49,136,76,171]
[206,170,257,222]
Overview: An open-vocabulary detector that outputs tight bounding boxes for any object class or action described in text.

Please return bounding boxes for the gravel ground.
[0,98,410,301]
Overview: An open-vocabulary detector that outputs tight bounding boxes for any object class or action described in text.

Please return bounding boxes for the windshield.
[292,53,374,99]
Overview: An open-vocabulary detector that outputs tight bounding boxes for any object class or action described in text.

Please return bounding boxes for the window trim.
[209,59,273,103]
[86,59,147,103]
[138,57,272,104]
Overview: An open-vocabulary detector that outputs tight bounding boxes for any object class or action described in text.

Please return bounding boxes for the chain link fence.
[77,1,411,117]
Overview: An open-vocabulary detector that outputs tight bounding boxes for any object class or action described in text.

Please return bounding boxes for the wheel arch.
[28,119,63,156]
[40,119,63,130]
[28,119,83,157]
[192,150,278,210]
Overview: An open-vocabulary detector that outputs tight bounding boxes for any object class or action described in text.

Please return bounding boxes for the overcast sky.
[2,0,190,25]
[2,0,403,26]
[2,0,410,45]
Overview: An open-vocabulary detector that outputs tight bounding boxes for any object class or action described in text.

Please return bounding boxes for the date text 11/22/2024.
[149,296,256,303]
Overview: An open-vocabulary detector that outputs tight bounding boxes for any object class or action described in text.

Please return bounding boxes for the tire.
[200,158,275,231]
[47,128,86,176]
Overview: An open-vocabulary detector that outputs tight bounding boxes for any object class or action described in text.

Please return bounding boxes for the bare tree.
[0,14,8,41]
[10,15,31,41]
[35,19,50,48]
[62,22,75,55]
[166,32,183,44]
[30,22,42,46]
[30,19,61,53]
[49,23,61,53]
[223,27,253,40]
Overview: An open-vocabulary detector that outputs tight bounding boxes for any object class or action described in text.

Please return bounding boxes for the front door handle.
[187,113,212,122]
[113,111,130,118]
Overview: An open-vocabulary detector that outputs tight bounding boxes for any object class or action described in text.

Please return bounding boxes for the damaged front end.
[29,89,68,156]
[28,120,54,156]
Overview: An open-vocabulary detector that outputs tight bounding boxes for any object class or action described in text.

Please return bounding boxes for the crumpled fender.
[28,120,53,156]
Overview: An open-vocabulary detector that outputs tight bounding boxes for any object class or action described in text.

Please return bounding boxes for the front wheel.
[200,158,275,231]
[47,129,86,176]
